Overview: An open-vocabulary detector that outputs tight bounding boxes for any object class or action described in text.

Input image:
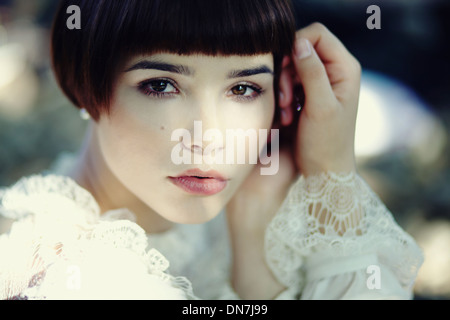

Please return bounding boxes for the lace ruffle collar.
[0,174,195,300]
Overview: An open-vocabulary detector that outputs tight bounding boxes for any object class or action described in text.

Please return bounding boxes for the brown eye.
[231,85,248,95]
[227,83,263,102]
[150,80,169,92]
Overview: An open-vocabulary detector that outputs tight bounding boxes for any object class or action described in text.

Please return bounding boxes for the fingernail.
[295,38,312,60]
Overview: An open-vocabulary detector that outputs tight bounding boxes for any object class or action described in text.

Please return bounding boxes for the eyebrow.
[125,60,193,76]
[227,65,274,78]
[125,60,273,78]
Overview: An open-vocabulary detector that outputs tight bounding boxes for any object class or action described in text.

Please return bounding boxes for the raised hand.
[279,22,361,176]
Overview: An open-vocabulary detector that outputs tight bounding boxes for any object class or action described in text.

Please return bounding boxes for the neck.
[68,122,174,234]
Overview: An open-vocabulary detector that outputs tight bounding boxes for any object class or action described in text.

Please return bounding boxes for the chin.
[158,202,225,225]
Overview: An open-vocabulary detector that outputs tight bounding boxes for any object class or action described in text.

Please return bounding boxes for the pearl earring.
[79,108,91,120]
[295,95,303,112]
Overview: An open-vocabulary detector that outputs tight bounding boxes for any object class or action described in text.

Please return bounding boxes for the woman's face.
[95,53,276,224]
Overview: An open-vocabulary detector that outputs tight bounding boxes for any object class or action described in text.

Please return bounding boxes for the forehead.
[124,53,275,75]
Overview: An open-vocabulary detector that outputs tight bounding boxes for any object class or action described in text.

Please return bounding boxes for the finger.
[296,23,361,101]
[292,37,336,107]
[296,22,355,67]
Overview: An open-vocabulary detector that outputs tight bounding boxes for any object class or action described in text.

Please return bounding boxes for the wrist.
[299,153,357,177]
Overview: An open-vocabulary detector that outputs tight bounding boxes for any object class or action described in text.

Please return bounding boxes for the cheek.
[221,92,275,131]
[256,92,275,128]
[221,92,276,160]
[100,85,178,166]
[96,103,171,182]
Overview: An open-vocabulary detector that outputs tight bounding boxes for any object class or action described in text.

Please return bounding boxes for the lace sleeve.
[264,172,424,299]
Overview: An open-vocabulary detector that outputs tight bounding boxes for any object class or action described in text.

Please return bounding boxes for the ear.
[278,56,295,126]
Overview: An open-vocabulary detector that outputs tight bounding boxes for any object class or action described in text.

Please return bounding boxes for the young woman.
[0,0,423,300]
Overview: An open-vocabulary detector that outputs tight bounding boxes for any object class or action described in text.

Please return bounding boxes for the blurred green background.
[0,0,449,299]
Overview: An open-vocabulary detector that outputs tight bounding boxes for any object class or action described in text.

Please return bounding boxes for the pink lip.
[168,169,228,196]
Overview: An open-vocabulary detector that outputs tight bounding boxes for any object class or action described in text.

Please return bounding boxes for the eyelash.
[137,78,264,102]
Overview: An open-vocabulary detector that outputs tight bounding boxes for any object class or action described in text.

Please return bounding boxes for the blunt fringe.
[51,0,296,120]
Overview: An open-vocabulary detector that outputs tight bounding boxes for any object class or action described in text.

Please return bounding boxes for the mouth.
[168,169,228,196]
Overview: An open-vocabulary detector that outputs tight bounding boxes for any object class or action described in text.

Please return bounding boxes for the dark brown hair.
[51,0,296,121]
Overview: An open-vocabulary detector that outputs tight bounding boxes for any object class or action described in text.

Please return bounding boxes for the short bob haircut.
[51,0,296,121]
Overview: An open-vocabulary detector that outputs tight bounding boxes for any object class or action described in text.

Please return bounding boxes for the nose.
[182,140,204,154]
[183,97,225,157]
[181,120,225,157]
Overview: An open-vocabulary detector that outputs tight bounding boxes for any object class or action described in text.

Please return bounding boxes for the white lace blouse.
[0,155,423,300]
